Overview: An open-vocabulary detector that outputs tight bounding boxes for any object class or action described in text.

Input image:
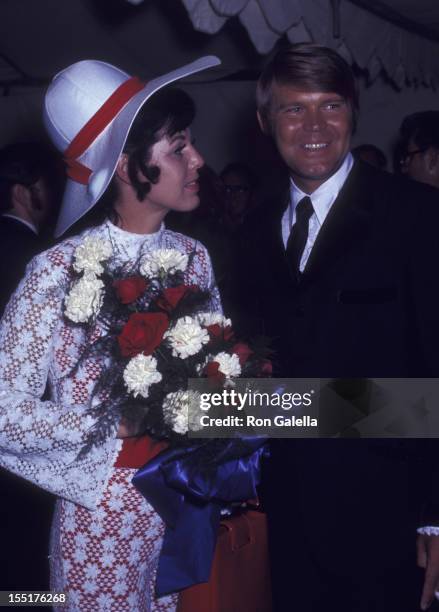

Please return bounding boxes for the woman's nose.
[189,144,204,170]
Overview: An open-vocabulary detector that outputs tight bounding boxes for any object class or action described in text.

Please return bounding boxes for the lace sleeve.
[190,240,223,315]
[0,250,120,510]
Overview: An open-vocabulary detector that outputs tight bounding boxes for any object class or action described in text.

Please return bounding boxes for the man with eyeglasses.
[220,162,255,231]
[399,111,439,189]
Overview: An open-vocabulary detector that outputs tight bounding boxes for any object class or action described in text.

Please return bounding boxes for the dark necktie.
[286,196,314,276]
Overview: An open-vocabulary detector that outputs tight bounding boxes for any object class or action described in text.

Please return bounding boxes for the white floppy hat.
[43,56,221,237]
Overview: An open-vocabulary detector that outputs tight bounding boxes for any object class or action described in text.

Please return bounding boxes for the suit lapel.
[301,161,374,282]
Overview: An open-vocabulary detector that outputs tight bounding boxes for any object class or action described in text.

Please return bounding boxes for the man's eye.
[285,106,302,114]
[325,102,343,110]
[173,145,185,156]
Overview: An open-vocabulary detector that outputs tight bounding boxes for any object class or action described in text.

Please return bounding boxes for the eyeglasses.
[400,148,427,166]
[223,185,250,195]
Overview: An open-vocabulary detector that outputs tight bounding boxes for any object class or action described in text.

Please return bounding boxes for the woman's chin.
[175,196,200,212]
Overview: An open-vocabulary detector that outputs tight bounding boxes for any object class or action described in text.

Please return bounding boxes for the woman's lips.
[184,179,199,192]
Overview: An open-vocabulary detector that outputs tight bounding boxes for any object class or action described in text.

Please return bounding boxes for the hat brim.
[55,55,220,237]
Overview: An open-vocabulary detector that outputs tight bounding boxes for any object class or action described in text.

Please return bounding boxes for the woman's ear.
[115,153,130,185]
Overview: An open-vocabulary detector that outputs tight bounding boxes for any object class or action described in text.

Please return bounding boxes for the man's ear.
[427,147,439,176]
[257,110,270,136]
[11,183,32,212]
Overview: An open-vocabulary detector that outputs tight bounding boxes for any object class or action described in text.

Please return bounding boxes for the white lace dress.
[0,220,221,611]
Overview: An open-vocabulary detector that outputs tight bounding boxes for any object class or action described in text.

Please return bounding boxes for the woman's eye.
[173,145,185,156]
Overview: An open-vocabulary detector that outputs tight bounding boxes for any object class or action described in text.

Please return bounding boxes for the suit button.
[295,306,305,317]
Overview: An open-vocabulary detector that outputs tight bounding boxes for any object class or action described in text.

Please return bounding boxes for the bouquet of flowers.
[64,235,271,453]
[64,234,272,594]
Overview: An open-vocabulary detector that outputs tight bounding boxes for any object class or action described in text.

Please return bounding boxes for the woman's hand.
[116,418,139,438]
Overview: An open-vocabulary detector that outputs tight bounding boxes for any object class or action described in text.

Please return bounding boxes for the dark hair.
[81,87,196,229]
[220,162,256,188]
[352,144,387,170]
[256,42,358,129]
[0,142,58,213]
[399,111,439,151]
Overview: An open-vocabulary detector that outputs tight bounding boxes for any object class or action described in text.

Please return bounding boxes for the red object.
[205,361,226,387]
[207,324,234,343]
[63,76,145,184]
[231,342,254,366]
[113,276,148,304]
[115,435,167,468]
[258,359,273,376]
[156,285,198,312]
[118,312,169,357]
[177,511,272,612]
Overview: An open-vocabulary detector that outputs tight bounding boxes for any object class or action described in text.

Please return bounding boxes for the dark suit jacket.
[238,160,439,609]
[243,160,439,378]
[0,215,41,315]
[0,216,54,592]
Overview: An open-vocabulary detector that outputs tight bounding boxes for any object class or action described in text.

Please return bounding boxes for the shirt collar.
[289,153,354,226]
[1,214,38,235]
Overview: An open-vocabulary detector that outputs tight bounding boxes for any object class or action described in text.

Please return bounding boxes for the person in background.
[167,162,256,326]
[398,111,439,188]
[352,143,387,170]
[0,141,61,314]
[220,162,256,231]
[0,142,61,594]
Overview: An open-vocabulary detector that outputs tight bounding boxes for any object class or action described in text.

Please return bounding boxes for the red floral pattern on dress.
[0,221,221,610]
[50,467,178,611]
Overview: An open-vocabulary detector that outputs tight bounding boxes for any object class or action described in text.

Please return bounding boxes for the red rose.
[156,285,198,312]
[207,324,234,342]
[205,361,226,387]
[232,342,253,366]
[113,276,148,304]
[118,312,169,357]
[257,359,273,377]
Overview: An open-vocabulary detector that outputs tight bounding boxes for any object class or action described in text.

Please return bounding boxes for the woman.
[0,57,220,611]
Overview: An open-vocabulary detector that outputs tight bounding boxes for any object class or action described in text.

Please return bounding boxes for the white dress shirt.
[281,156,439,536]
[282,153,354,271]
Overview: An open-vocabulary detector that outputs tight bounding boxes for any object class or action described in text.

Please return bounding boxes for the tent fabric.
[181,0,439,88]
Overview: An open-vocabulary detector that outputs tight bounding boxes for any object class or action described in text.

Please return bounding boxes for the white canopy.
[182,0,439,88]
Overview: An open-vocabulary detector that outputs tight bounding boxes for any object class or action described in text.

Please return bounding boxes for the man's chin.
[290,160,346,183]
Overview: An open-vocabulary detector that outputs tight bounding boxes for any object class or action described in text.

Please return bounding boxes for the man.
[0,141,60,314]
[398,111,439,188]
[0,142,59,592]
[220,162,256,231]
[241,43,439,611]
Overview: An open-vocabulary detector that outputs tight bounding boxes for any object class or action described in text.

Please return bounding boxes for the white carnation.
[162,390,203,434]
[123,354,162,398]
[197,312,232,328]
[165,316,209,359]
[73,236,112,275]
[213,351,242,378]
[139,249,188,277]
[64,276,104,323]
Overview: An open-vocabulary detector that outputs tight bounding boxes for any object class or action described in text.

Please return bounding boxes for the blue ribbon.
[132,438,267,596]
